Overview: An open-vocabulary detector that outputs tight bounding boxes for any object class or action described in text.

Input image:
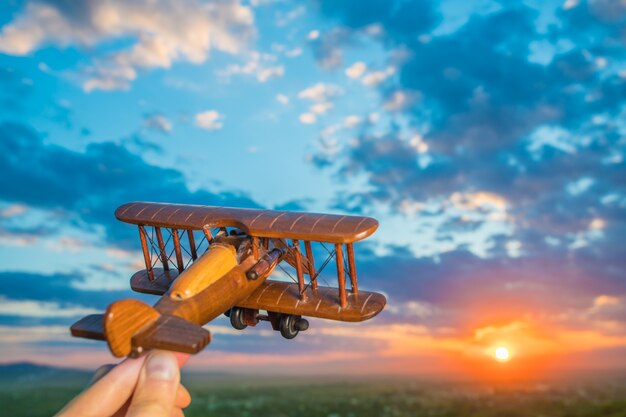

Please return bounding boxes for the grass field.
[2,363,626,417]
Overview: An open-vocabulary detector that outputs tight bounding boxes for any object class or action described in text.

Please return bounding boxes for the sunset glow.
[494,347,511,362]
[0,0,625,380]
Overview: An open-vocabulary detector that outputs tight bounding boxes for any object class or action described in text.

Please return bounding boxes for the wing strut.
[155,227,169,271]
[335,243,347,308]
[138,225,154,281]
[188,230,198,260]
[292,240,307,301]
[172,229,184,272]
[346,243,358,294]
[304,241,318,289]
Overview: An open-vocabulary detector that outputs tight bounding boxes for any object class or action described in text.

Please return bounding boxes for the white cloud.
[345,61,367,79]
[0,325,70,344]
[362,66,396,86]
[563,0,579,10]
[285,47,303,57]
[297,83,342,120]
[383,90,417,111]
[257,66,284,82]
[344,115,361,128]
[195,110,225,131]
[449,191,508,212]
[299,113,317,124]
[46,236,89,252]
[589,218,605,230]
[0,204,27,218]
[298,82,342,102]
[275,5,306,27]
[220,51,284,82]
[307,30,320,40]
[409,134,429,153]
[386,301,437,319]
[144,113,173,134]
[0,296,98,318]
[276,94,289,105]
[310,102,333,114]
[0,0,255,91]
[364,23,384,36]
[368,112,380,123]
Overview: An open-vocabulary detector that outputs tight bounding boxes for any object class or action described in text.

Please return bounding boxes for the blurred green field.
[2,363,626,417]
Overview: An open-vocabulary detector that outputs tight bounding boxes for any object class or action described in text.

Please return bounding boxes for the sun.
[494,346,511,362]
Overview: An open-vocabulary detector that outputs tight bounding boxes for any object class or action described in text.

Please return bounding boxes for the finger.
[109,355,191,416]
[88,364,115,386]
[55,356,146,417]
[173,352,190,368]
[113,384,185,417]
[175,384,191,409]
[126,351,181,417]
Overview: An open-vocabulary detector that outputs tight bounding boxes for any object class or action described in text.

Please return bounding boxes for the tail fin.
[102,299,211,357]
[104,299,160,357]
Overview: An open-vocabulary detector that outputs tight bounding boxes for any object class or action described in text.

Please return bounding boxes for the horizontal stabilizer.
[132,315,211,356]
[71,303,211,357]
[71,314,105,340]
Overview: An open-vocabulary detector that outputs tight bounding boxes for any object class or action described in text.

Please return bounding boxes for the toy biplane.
[71,202,386,357]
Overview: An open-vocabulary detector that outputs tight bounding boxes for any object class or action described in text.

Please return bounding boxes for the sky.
[0,0,625,379]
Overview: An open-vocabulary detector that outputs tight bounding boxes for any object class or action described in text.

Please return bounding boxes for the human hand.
[56,350,191,417]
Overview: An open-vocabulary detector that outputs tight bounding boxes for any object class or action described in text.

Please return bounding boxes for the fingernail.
[145,352,178,381]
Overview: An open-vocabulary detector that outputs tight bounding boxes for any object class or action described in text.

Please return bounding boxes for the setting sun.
[494,346,511,362]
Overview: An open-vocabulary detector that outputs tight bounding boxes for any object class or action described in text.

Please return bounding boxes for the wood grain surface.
[115,202,378,244]
[237,280,386,322]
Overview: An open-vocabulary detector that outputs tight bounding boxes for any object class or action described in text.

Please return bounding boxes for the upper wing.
[115,202,378,244]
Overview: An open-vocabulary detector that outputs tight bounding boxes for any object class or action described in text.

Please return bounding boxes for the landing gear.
[227,308,309,339]
[279,314,309,339]
[229,307,247,330]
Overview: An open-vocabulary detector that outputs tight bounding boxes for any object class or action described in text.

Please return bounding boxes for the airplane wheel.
[229,307,247,330]
[279,315,299,339]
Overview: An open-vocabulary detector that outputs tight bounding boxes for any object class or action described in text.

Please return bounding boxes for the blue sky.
[0,0,625,375]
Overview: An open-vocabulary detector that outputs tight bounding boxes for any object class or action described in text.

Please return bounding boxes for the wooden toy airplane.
[71,202,386,357]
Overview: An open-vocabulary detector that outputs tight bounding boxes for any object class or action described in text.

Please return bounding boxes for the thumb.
[126,351,181,417]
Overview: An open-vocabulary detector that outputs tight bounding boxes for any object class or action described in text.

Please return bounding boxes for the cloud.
[0,122,258,248]
[275,94,289,105]
[275,5,306,27]
[361,66,396,86]
[344,115,361,128]
[297,82,343,121]
[0,296,98,318]
[312,1,626,252]
[300,1,626,361]
[0,0,256,91]
[0,270,131,307]
[298,82,343,102]
[382,89,418,111]
[0,204,27,218]
[299,113,316,124]
[195,110,225,131]
[0,325,70,344]
[307,30,320,40]
[219,51,284,83]
[307,28,348,69]
[143,113,172,134]
[345,61,367,79]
